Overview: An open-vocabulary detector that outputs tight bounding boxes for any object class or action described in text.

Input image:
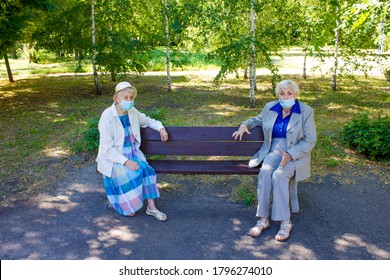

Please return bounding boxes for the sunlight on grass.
[0,91,17,98]
[43,147,70,158]
[327,103,344,110]
[207,104,242,117]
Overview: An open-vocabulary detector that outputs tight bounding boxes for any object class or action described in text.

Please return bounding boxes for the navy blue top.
[118,114,130,128]
[270,100,301,138]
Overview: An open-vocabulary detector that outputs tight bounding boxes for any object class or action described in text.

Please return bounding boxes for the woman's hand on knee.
[125,160,140,170]
[279,151,292,167]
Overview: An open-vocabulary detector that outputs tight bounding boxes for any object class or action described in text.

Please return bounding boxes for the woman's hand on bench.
[159,128,169,142]
[232,124,251,141]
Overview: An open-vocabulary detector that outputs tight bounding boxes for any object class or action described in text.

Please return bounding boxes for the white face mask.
[279,98,295,109]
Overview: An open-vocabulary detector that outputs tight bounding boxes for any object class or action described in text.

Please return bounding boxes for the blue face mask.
[279,98,295,109]
[120,100,134,111]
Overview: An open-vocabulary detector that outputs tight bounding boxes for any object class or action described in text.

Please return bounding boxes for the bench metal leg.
[289,178,299,213]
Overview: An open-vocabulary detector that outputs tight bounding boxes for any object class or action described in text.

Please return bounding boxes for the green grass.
[0,55,389,205]
[145,48,222,71]
[0,48,221,77]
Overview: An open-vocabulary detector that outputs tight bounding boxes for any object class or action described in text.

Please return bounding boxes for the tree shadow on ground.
[0,164,389,260]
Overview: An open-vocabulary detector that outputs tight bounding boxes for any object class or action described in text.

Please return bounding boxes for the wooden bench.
[141,126,299,213]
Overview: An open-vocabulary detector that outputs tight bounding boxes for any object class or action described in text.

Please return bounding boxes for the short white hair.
[275,80,300,97]
[113,82,137,101]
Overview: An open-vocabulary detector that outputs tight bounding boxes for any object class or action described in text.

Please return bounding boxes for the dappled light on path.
[37,195,78,212]
[335,233,390,259]
[233,236,318,260]
[85,223,140,259]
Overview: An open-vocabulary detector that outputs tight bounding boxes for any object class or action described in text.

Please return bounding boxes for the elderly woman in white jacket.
[233,80,316,241]
[96,81,169,221]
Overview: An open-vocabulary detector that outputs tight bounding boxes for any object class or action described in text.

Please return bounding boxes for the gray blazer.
[242,100,317,182]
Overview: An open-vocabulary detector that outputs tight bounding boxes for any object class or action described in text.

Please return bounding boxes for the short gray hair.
[275,80,300,98]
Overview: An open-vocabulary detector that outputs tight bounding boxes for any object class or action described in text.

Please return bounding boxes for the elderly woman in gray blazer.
[233,80,316,241]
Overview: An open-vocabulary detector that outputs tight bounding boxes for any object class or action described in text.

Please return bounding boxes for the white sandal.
[275,222,293,241]
[146,208,167,222]
[248,219,270,237]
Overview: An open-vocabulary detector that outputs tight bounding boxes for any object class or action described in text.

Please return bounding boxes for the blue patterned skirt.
[103,114,160,216]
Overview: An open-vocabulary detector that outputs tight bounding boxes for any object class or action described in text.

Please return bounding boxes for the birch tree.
[317,0,387,88]
[94,0,163,81]
[91,0,101,95]
[249,0,256,107]
[164,0,172,92]
[332,5,340,90]
[200,0,289,105]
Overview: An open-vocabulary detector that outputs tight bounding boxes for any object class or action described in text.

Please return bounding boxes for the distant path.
[1,52,386,82]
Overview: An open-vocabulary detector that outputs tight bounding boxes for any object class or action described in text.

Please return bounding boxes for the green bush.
[83,116,100,152]
[342,113,390,161]
[234,185,257,206]
[383,65,390,81]
[147,107,166,124]
[81,108,165,153]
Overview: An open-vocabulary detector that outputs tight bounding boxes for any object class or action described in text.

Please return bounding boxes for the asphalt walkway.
[0,163,389,260]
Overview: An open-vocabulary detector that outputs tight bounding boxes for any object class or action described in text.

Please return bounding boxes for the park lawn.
[0,73,389,203]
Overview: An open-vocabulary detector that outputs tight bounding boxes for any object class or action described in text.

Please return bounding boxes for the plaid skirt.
[104,159,160,216]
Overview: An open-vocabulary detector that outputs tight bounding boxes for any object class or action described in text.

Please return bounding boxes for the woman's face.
[116,89,136,103]
[278,88,296,100]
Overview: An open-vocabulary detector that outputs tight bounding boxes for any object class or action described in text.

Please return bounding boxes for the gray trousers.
[256,138,296,221]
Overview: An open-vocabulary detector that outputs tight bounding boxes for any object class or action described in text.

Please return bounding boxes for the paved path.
[0,163,389,260]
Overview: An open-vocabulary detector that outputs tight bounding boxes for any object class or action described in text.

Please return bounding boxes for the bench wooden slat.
[141,126,263,141]
[148,160,259,175]
[141,141,261,156]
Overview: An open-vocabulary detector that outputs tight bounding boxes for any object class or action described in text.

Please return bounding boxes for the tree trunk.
[249,0,256,107]
[164,0,172,92]
[303,47,307,79]
[377,20,385,76]
[111,71,116,82]
[74,48,79,62]
[244,60,248,79]
[332,8,339,91]
[12,47,17,59]
[28,42,37,63]
[91,0,101,95]
[4,51,14,83]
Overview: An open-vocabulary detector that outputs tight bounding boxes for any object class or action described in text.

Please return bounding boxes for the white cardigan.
[96,103,164,177]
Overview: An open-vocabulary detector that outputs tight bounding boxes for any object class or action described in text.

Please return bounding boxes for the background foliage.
[342,113,390,160]
[1,0,389,83]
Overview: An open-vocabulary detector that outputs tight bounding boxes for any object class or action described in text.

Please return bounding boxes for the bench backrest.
[140,126,263,156]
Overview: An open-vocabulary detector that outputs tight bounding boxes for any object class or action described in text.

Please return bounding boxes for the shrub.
[342,113,390,161]
[234,185,257,206]
[147,107,166,124]
[383,64,390,81]
[81,108,165,153]
[83,116,100,152]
